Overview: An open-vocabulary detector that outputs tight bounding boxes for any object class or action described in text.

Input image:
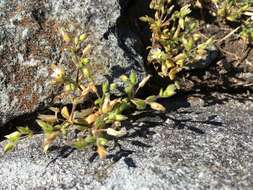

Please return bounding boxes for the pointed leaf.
[162,84,176,98]
[85,113,98,124]
[120,75,128,82]
[110,83,117,91]
[74,108,93,118]
[124,85,133,98]
[149,102,166,112]
[38,114,57,123]
[145,95,157,102]
[79,33,88,42]
[95,116,105,129]
[36,120,54,134]
[43,132,60,153]
[97,146,107,159]
[138,75,151,89]
[129,70,137,85]
[61,106,70,120]
[4,143,15,153]
[115,114,128,121]
[5,131,21,143]
[17,126,33,138]
[71,138,87,150]
[85,136,96,144]
[97,138,108,146]
[102,82,108,94]
[131,98,146,110]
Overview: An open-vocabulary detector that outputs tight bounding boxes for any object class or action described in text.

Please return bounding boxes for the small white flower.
[51,65,65,82]
[150,48,166,60]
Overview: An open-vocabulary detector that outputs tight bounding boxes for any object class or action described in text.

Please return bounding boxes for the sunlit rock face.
[0,0,146,126]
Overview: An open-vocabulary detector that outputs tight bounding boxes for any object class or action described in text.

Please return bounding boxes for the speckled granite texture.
[0,93,252,190]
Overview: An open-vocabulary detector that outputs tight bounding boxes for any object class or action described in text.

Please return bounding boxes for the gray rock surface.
[0,0,145,126]
[0,93,252,190]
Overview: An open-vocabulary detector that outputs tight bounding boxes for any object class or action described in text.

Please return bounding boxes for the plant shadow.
[105,94,224,167]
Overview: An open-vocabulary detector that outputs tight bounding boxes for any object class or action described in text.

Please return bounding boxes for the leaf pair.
[4,127,33,153]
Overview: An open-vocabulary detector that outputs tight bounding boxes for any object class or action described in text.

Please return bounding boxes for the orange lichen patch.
[24,19,61,59]
[17,16,37,28]
[20,91,40,111]
[9,84,40,112]
[7,64,47,112]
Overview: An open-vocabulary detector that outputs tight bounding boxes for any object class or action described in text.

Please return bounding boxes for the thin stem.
[69,103,77,123]
[217,26,240,44]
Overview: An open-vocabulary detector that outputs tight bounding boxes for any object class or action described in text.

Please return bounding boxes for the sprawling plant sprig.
[3,30,176,159]
[211,0,253,43]
[140,0,213,81]
[211,0,250,22]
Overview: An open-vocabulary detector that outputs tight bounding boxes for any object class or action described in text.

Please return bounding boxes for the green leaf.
[110,83,117,91]
[74,118,89,126]
[5,131,21,143]
[74,108,93,118]
[124,85,133,98]
[115,114,128,121]
[97,138,108,146]
[17,126,33,138]
[64,83,76,92]
[80,58,89,66]
[84,136,96,144]
[113,101,130,114]
[139,16,154,23]
[79,34,88,42]
[43,132,60,153]
[72,124,88,131]
[120,75,128,82]
[61,106,70,120]
[131,98,146,110]
[36,120,54,134]
[102,82,108,94]
[180,4,191,17]
[162,84,176,98]
[149,102,166,112]
[129,70,137,85]
[145,95,157,102]
[82,67,91,78]
[179,18,185,29]
[168,67,181,81]
[4,143,15,153]
[159,88,164,97]
[72,138,87,150]
[95,116,105,129]
[95,98,103,105]
[38,114,57,123]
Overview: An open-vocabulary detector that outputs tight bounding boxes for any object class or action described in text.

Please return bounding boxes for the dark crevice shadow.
[0,111,40,141]
[103,0,153,83]
[185,86,253,106]
[0,102,67,141]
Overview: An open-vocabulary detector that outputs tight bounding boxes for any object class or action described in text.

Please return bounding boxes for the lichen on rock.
[0,0,145,126]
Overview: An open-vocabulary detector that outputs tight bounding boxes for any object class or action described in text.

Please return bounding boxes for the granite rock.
[0,0,145,126]
[0,93,252,190]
